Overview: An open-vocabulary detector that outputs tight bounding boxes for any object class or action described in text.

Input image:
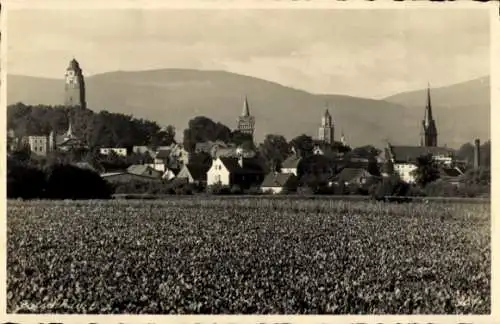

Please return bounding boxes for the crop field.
[7,198,490,314]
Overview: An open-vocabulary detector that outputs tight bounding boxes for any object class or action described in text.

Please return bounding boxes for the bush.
[44,164,112,199]
[230,185,243,195]
[372,175,409,200]
[245,186,263,195]
[297,185,314,196]
[7,163,46,199]
[207,183,231,195]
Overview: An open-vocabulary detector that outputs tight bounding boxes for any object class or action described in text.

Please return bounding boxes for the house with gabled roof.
[207,156,266,189]
[384,143,455,183]
[127,164,163,179]
[261,172,298,194]
[281,154,302,176]
[330,167,380,187]
[177,163,211,185]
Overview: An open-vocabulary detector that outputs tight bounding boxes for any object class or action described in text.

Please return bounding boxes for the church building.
[421,84,438,147]
[64,58,87,109]
[384,84,455,183]
[236,96,255,138]
[318,107,334,145]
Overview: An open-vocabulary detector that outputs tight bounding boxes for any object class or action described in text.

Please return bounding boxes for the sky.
[7,8,490,98]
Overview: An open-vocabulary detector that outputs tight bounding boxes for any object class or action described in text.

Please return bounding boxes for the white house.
[207,156,265,188]
[207,158,231,186]
[385,144,455,183]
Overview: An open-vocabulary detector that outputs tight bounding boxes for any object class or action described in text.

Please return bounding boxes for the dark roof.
[440,167,462,178]
[336,168,375,183]
[261,172,296,187]
[281,155,302,168]
[155,149,171,159]
[127,164,162,178]
[219,157,265,174]
[389,145,454,163]
[185,164,210,181]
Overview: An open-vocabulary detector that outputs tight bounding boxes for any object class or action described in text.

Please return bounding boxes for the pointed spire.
[425,82,433,123]
[242,96,250,117]
[340,130,346,145]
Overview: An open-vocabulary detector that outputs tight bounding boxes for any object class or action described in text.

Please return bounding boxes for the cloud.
[7,8,489,98]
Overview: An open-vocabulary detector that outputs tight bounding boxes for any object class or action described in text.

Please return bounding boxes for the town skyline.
[7,8,489,99]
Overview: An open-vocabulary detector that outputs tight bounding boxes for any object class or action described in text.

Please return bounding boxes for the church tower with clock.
[64,58,86,109]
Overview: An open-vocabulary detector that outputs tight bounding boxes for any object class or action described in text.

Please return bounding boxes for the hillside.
[383,76,490,148]
[6,70,490,149]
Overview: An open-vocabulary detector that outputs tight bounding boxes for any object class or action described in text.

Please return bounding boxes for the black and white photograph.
[3,2,493,317]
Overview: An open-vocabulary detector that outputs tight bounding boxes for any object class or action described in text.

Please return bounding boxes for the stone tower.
[421,84,437,147]
[237,96,255,137]
[64,58,86,109]
[318,107,334,144]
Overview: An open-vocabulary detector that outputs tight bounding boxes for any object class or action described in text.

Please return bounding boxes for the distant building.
[213,146,256,159]
[101,171,162,184]
[236,96,255,138]
[207,156,265,189]
[330,168,380,187]
[100,147,128,157]
[28,136,49,157]
[51,121,87,152]
[64,58,86,109]
[132,146,154,155]
[169,143,190,166]
[420,84,438,147]
[261,172,298,194]
[318,107,334,145]
[177,163,211,185]
[385,144,455,183]
[127,164,163,179]
[280,153,302,176]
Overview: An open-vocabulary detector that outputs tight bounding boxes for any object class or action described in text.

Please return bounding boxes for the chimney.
[474,138,480,169]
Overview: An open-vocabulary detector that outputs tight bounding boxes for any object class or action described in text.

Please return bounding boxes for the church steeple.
[319,103,334,144]
[421,83,438,147]
[237,95,255,138]
[242,96,250,117]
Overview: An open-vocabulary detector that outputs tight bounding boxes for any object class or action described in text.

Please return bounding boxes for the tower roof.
[424,82,434,124]
[242,96,251,117]
[67,58,81,71]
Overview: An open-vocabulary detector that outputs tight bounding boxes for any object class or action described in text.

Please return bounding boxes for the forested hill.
[7,71,490,149]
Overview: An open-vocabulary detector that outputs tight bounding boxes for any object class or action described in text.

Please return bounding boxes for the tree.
[480,140,491,167]
[411,154,440,187]
[44,164,113,199]
[456,142,475,163]
[347,145,381,159]
[230,130,254,148]
[183,116,232,152]
[8,103,173,150]
[289,134,314,158]
[7,158,47,199]
[259,134,290,171]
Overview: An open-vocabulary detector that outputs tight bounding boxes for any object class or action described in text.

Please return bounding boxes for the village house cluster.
[7,58,482,193]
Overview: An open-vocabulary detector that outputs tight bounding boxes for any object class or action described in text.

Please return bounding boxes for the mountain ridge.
[6,70,490,149]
